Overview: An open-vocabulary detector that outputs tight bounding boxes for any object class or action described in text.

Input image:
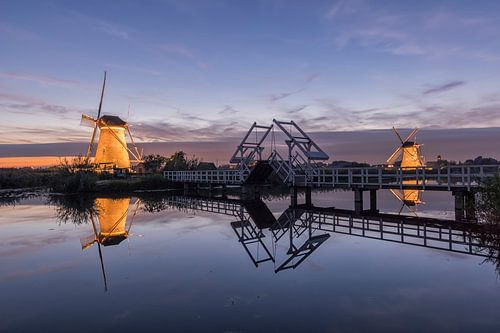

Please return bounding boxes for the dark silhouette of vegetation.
[48,194,98,225]
[475,175,500,275]
[136,151,213,173]
[142,154,169,173]
[163,151,200,171]
[464,156,499,165]
[476,175,500,224]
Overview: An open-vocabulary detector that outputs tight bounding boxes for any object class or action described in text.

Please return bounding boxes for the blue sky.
[1,0,500,145]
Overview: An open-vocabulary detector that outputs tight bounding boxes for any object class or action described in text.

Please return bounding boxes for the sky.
[1,0,500,163]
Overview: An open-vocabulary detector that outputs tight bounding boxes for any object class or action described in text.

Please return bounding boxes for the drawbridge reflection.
[161,195,500,274]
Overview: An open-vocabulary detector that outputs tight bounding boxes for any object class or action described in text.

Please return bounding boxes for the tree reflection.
[48,194,98,225]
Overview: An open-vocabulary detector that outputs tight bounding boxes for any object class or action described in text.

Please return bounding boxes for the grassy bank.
[0,168,178,194]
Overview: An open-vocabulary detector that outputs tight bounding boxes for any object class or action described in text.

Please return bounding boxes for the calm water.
[1,190,500,332]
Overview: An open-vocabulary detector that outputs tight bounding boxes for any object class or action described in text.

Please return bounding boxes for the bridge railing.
[310,164,500,189]
[164,164,500,189]
[164,169,243,184]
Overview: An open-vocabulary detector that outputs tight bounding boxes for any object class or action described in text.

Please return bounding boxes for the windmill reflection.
[77,197,141,291]
[390,185,424,215]
[81,198,131,249]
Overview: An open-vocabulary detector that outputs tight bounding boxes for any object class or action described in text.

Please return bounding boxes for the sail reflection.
[390,180,424,215]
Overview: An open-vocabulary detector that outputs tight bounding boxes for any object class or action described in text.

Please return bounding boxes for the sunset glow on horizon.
[1,0,500,163]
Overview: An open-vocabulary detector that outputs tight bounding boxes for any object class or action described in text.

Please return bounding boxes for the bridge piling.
[454,191,465,221]
[465,191,477,221]
[354,188,364,213]
[454,190,476,222]
[369,189,378,212]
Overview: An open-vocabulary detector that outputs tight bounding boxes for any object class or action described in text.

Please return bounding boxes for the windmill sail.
[387,146,403,164]
[80,114,96,128]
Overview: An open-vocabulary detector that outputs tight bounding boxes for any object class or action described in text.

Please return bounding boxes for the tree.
[163,151,199,171]
[142,154,168,173]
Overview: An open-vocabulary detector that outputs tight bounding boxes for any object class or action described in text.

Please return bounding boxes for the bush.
[52,172,99,193]
[476,175,500,224]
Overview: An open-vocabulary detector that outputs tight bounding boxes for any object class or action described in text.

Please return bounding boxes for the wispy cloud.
[0,22,42,41]
[423,81,466,95]
[269,88,305,102]
[305,73,320,82]
[68,11,130,41]
[286,104,308,114]
[0,71,82,88]
[327,3,500,62]
[132,118,243,142]
[157,43,209,69]
[325,0,362,19]
[95,20,129,40]
[218,104,239,115]
[0,92,92,117]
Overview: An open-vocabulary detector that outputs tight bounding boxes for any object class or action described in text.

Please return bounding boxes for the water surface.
[1,190,499,332]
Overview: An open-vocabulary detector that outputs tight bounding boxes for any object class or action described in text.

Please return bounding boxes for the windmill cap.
[98,115,127,127]
[402,141,416,147]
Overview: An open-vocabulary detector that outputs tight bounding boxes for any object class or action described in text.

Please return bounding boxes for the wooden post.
[465,191,476,221]
[369,189,378,212]
[354,188,363,213]
[453,190,465,222]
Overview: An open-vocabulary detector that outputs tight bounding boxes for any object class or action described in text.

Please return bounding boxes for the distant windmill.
[80,71,142,170]
[386,127,424,168]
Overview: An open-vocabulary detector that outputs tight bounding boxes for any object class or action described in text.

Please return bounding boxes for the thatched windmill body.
[80,72,142,171]
[387,127,425,215]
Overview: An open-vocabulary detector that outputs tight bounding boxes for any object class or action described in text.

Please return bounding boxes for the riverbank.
[0,168,179,195]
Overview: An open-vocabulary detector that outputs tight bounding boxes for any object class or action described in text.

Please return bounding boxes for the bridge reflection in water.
[62,194,499,289]
[158,194,499,274]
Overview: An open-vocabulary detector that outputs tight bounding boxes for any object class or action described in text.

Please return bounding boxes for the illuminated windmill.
[387,127,425,215]
[386,127,424,168]
[80,72,142,171]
